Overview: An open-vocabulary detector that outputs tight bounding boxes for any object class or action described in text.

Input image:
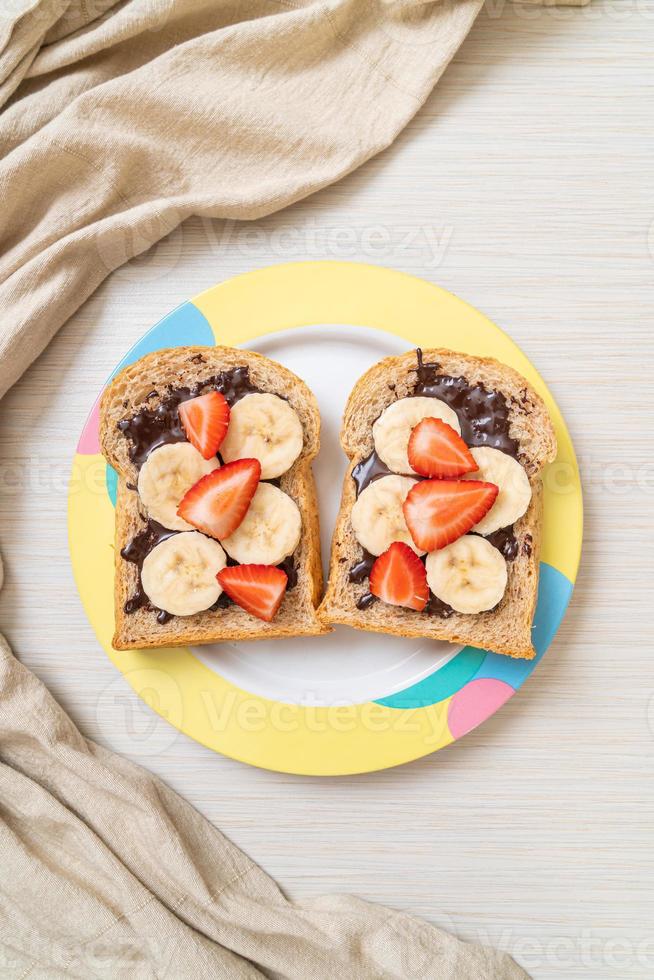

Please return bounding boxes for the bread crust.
[317,348,557,660]
[101,346,329,649]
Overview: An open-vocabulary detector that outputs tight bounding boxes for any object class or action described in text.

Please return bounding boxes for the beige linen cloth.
[0,2,533,977]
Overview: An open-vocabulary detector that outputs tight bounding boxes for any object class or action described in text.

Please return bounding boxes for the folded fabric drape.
[0,0,484,400]
[0,626,528,978]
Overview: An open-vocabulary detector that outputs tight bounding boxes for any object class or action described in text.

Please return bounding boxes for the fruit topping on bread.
[221,482,302,566]
[425,535,508,615]
[373,396,461,474]
[177,458,261,540]
[178,390,230,459]
[221,392,304,478]
[141,531,227,617]
[402,479,499,552]
[137,442,219,531]
[130,420,295,620]
[351,474,422,556]
[461,447,532,534]
[318,347,557,660]
[407,418,477,478]
[369,542,428,612]
[99,346,326,648]
[217,564,288,622]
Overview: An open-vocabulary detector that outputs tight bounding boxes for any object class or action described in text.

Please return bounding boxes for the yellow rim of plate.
[69,262,582,775]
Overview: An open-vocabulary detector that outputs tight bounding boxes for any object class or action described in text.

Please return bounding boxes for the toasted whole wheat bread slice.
[100,346,328,649]
[317,349,557,659]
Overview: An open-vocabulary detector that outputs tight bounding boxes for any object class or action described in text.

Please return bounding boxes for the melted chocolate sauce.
[352,351,519,501]
[278,554,298,590]
[120,519,175,565]
[211,591,233,610]
[348,532,517,617]
[349,351,522,615]
[352,451,393,496]
[121,520,177,621]
[122,517,298,622]
[118,364,275,624]
[123,591,149,615]
[353,580,454,617]
[348,549,455,619]
[424,594,455,619]
[349,551,378,610]
[349,550,376,584]
[482,526,519,561]
[413,349,519,459]
[117,365,259,469]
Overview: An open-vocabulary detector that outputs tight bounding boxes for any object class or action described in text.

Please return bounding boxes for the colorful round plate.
[69,262,582,775]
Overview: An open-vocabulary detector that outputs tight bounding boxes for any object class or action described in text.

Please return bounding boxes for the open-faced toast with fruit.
[99,347,328,650]
[318,349,557,660]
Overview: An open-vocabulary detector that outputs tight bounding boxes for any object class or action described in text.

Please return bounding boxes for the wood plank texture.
[0,3,652,976]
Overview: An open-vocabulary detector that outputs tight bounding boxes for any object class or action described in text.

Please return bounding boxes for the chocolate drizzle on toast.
[350,549,456,619]
[484,526,519,561]
[351,451,393,496]
[122,517,298,623]
[117,366,260,469]
[348,350,520,612]
[413,349,520,459]
[119,366,297,624]
[352,349,520,501]
[120,519,176,623]
[349,550,376,584]
[424,594,455,619]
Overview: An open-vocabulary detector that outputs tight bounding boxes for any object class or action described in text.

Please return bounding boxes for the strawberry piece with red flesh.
[178,390,230,460]
[408,417,477,479]
[369,542,429,612]
[177,458,260,539]
[217,564,288,622]
[403,479,498,552]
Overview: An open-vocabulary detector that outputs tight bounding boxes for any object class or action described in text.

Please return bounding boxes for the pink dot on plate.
[448,678,515,739]
[76,397,102,455]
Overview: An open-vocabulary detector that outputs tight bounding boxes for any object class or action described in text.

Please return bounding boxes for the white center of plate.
[192,324,461,706]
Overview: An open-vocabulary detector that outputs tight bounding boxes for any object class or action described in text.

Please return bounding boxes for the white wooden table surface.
[1,3,652,977]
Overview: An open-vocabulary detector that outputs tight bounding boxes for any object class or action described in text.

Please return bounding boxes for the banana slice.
[221,482,301,565]
[220,392,303,479]
[463,447,531,535]
[141,531,227,616]
[137,443,220,531]
[373,397,461,474]
[426,535,507,614]
[351,474,424,557]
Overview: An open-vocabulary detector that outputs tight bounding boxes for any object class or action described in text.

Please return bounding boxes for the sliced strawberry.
[408,417,477,479]
[403,479,498,552]
[369,542,428,612]
[178,390,230,460]
[217,564,288,622]
[177,458,260,539]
